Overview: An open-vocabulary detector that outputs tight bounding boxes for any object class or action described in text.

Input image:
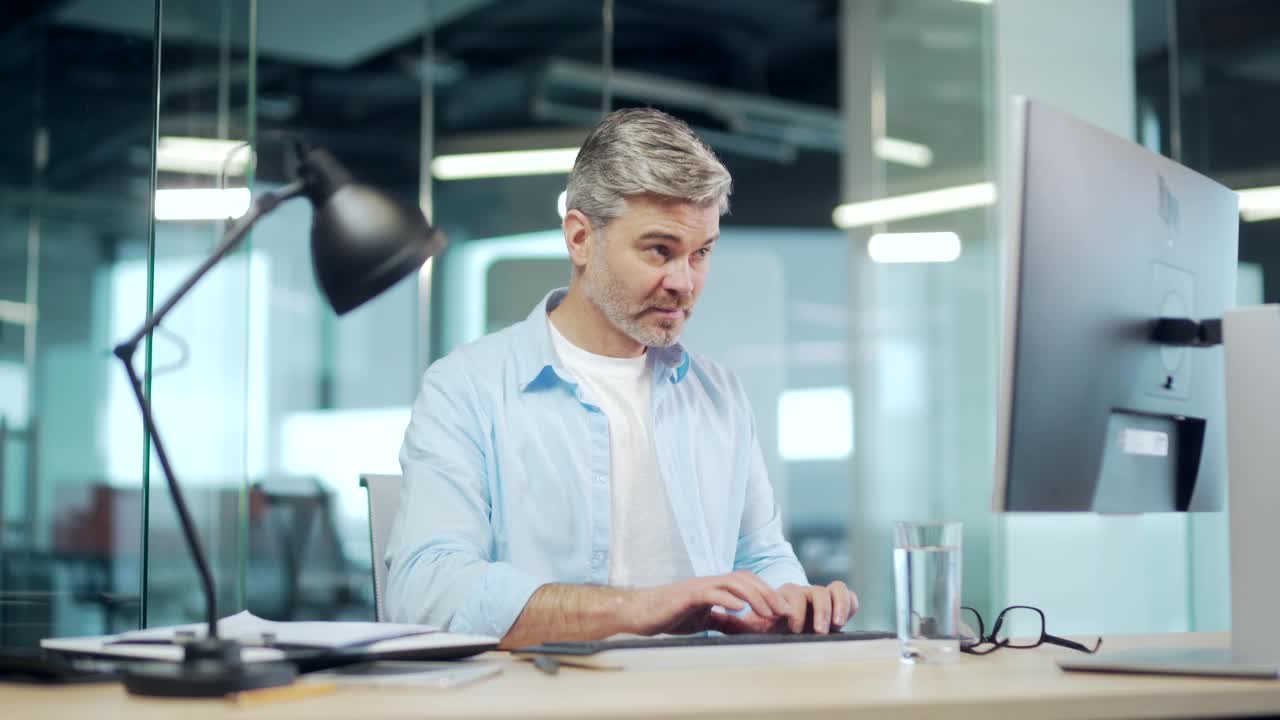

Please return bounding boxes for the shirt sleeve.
[731,378,810,589]
[385,359,548,637]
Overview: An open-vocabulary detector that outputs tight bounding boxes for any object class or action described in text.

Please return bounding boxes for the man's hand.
[627,571,797,636]
[753,581,858,635]
[499,573,799,648]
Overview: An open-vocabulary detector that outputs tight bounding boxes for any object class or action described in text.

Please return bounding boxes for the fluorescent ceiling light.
[433,136,930,180]
[156,136,250,176]
[1238,186,1280,222]
[832,182,996,229]
[557,190,568,219]
[868,232,962,264]
[154,188,251,221]
[778,387,854,461]
[431,147,579,180]
[954,0,992,4]
[875,137,933,168]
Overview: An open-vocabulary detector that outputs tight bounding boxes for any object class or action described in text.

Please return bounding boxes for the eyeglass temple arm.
[1040,633,1103,654]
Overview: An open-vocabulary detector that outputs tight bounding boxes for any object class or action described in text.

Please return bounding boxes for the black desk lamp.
[113,146,445,697]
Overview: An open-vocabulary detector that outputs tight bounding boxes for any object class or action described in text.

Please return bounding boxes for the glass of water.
[893,521,962,664]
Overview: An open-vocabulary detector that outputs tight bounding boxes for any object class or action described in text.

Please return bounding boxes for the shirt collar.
[517,288,690,391]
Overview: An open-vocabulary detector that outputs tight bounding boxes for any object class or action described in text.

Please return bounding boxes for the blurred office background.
[1,0,1277,644]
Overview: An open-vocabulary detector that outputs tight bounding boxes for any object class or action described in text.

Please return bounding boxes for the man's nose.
[663,260,694,294]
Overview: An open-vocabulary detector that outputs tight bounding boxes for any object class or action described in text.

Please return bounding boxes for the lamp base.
[122,638,297,697]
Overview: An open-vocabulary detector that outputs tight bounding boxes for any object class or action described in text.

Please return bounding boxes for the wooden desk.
[5,633,1279,719]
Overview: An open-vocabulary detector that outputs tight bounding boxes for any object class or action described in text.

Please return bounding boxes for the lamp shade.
[299,148,445,315]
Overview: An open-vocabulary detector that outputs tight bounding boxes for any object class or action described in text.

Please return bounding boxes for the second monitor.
[993,98,1239,513]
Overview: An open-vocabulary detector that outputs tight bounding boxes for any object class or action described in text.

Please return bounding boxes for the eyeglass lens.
[992,606,1044,648]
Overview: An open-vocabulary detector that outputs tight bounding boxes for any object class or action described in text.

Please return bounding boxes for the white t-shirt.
[547,316,694,587]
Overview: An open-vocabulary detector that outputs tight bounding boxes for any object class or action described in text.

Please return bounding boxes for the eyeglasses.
[960,605,1102,656]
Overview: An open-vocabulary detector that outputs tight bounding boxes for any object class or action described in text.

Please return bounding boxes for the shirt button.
[595,475,606,485]
[592,551,606,564]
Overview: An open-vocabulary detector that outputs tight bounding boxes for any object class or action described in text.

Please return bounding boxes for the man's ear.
[563,209,596,271]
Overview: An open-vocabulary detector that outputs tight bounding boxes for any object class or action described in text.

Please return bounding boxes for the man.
[386,108,857,647]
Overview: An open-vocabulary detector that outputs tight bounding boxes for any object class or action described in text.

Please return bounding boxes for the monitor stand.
[1060,305,1280,680]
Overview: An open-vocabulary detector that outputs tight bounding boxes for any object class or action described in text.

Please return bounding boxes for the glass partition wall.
[144,0,436,624]
[0,2,156,642]
[5,0,1275,642]
[841,0,999,629]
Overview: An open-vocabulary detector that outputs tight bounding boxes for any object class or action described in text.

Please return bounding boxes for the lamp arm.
[112,180,305,637]
[117,180,306,354]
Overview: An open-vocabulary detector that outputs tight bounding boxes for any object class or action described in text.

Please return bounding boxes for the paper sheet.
[113,610,438,649]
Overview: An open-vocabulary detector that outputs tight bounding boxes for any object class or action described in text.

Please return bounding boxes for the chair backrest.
[358,473,402,622]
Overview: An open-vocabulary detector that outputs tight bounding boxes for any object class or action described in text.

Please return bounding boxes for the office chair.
[248,477,366,621]
[358,474,402,622]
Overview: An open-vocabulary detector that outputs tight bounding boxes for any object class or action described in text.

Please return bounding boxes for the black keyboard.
[518,630,895,656]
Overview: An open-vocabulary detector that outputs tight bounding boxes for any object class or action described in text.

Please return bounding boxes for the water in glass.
[894,542,961,664]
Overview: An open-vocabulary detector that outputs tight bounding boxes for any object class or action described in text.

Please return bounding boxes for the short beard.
[582,255,687,348]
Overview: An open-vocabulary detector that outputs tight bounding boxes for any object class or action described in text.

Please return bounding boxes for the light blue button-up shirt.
[385,289,807,637]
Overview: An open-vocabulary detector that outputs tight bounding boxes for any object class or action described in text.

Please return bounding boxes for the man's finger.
[697,587,747,613]
[725,572,788,619]
[829,581,852,628]
[779,585,808,634]
[706,609,771,635]
[720,574,779,620]
[737,571,795,618]
[811,585,833,634]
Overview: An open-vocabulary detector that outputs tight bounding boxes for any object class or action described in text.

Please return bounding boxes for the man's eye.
[695,247,712,258]
[649,246,670,258]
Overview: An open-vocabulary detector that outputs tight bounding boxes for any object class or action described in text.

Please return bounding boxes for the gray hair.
[565,108,731,229]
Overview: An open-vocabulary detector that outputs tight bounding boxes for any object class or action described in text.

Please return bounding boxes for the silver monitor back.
[994,98,1238,512]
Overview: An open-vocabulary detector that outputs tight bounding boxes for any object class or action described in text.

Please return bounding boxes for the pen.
[229,680,337,707]
[532,655,560,676]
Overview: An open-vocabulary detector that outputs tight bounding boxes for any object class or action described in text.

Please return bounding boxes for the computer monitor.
[993,98,1239,513]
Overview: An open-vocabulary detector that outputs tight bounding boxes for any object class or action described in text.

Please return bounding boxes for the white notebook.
[40,611,498,663]
[113,610,437,649]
